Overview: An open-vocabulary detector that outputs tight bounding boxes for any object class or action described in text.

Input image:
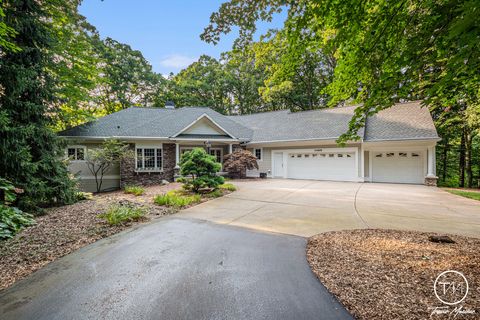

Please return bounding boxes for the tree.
[202,0,480,142]
[86,139,129,193]
[97,38,163,113]
[223,149,259,179]
[179,148,224,192]
[253,29,334,111]
[170,55,231,114]
[0,1,19,52]
[0,0,77,212]
[222,48,266,114]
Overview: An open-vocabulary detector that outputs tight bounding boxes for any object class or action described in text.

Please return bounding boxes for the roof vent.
[165,101,175,109]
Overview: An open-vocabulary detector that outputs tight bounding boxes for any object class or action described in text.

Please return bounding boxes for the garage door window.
[375,153,383,158]
[411,153,419,157]
[399,152,407,157]
[386,152,395,157]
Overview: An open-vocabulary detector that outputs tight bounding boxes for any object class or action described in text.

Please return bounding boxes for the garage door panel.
[286,152,357,181]
[372,151,424,184]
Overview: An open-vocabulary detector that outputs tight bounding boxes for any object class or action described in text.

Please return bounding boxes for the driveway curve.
[179,179,480,237]
[0,218,352,320]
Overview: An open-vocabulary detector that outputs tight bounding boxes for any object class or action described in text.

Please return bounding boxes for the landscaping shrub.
[205,189,223,198]
[0,178,35,240]
[219,183,237,191]
[154,191,201,208]
[75,191,94,201]
[223,149,258,179]
[179,148,224,192]
[98,205,146,225]
[124,185,145,196]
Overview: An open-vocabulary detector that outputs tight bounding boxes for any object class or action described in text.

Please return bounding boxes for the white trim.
[270,147,361,181]
[135,143,163,172]
[172,137,238,142]
[66,145,86,162]
[209,147,223,163]
[171,114,237,139]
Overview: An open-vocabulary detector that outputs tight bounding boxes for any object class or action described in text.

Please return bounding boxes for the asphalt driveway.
[0,218,352,320]
[179,179,480,237]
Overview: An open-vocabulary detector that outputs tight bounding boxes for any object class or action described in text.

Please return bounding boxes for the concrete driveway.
[179,179,480,237]
[0,218,352,320]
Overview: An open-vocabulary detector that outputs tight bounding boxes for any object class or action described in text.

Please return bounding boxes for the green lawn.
[445,189,480,201]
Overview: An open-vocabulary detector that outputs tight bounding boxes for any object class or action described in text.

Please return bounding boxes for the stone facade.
[424,176,438,186]
[120,143,176,187]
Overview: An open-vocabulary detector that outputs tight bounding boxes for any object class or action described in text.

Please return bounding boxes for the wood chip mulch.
[0,182,197,291]
[306,229,480,320]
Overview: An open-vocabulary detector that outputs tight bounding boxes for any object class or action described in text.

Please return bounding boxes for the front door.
[273,152,284,177]
[209,148,223,164]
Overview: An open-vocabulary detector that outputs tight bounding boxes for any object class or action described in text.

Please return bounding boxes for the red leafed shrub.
[223,149,259,179]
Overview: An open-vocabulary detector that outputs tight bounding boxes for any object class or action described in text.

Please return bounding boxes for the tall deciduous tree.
[0,0,77,212]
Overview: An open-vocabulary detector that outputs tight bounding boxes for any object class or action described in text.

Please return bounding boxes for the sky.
[79,0,286,75]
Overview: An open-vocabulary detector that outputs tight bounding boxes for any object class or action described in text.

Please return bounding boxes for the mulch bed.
[306,229,479,320]
[0,182,231,291]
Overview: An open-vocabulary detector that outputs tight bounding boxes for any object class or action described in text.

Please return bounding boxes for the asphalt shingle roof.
[59,102,438,142]
[228,106,365,142]
[363,101,439,141]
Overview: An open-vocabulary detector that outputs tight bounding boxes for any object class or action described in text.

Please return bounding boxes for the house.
[59,101,440,192]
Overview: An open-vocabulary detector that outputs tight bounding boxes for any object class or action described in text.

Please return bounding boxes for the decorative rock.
[428,235,455,243]
[161,179,169,185]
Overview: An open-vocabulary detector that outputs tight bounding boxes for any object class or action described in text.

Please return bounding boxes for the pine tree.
[0,0,77,212]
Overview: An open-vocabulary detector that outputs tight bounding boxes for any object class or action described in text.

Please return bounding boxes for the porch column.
[228,143,233,154]
[175,143,180,168]
[360,145,365,180]
[427,146,436,177]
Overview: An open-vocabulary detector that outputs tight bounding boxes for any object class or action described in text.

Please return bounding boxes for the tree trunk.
[459,129,466,188]
[465,131,473,188]
[442,137,449,182]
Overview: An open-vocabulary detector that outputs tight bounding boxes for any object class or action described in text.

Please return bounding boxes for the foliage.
[445,189,480,201]
[202,0,480,142]
[223,149,259,179]
[0,178,34,240]
[179,148,224,192]
[86,139,130,193]
[0,0,78,212]
[75,191,93,201]
[153,190,201,208]
[0,1,19,52]
[205,189,224,198]
[169,55,231,113]
[98,204,146,225]
[219,183,237,191]
[124,185,145,196]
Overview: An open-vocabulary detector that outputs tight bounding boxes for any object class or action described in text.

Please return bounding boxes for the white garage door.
[286,152,357,181]
[372,151,424,184]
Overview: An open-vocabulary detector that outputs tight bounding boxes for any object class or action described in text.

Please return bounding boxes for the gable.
[181,116,229,136]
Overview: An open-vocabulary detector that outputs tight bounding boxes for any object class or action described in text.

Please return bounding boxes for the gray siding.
[67,142,120,192]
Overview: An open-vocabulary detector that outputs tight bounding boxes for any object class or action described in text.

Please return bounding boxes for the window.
[386,152,395,157]
[375,153,383,158]
[399,152,407,157]
[338,154,344,158]
[329,154,335,158]
[209,149,223,163]
[136,146,163,171]
[411,152,420,157]
[346,154,353,158]
[67,147,85,161]
[254,148,262,160]
[304,154,310,158]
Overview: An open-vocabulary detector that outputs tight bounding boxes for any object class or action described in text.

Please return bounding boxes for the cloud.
[159,54,196,69]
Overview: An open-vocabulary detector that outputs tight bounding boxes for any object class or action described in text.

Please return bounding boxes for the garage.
[371,151,425,184]
[272,149,358,182]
